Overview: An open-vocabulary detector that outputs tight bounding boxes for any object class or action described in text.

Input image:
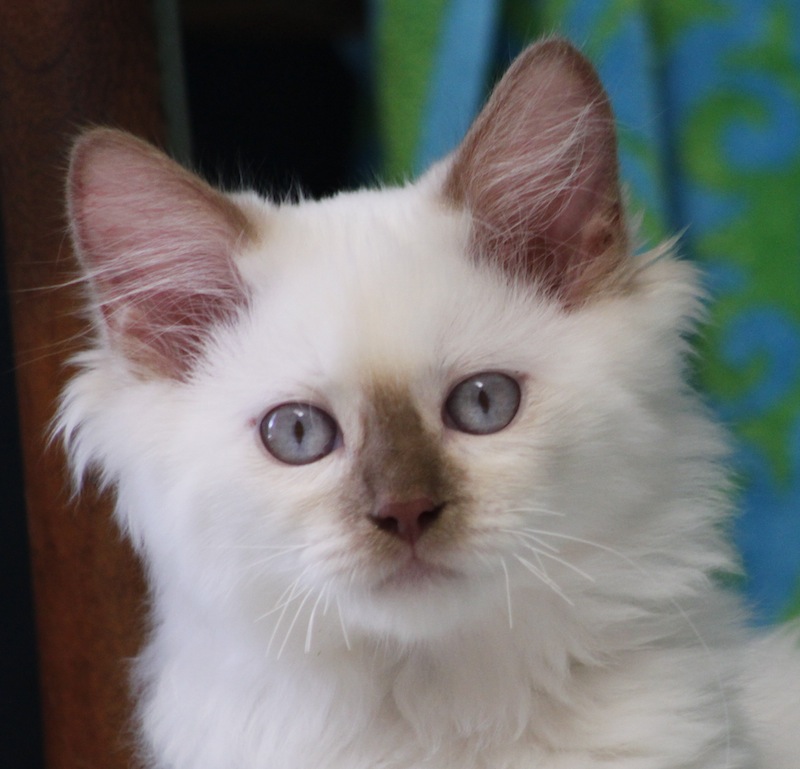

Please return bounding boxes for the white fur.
[59,173,800,768]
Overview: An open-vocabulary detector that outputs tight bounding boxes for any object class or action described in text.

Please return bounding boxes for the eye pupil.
[445,372,520,435]
[260,403,338,465]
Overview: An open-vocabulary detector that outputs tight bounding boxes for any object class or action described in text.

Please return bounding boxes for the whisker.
[255,571,305,623]
[500,527,561,553]
[241,550,303,574]
[502,506,565,518]
[516,539,596,584]
[323,587,332,617]
[529,547,549,581]
[336,596,352,651]
[277,586,315,660]
[214,543,307,552]
[263,566,314,656]
[500,557,513,629]
[304,585,328,654]
[513,554,574,606]
[264,581,302,656]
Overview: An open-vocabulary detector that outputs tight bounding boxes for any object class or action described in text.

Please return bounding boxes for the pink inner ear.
[444,39,628,305]
[68,129,253,378]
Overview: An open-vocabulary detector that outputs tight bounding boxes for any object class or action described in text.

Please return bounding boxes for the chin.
[343,562,497,644]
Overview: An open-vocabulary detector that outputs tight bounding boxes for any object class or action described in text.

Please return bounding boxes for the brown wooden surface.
[0,2,166,767]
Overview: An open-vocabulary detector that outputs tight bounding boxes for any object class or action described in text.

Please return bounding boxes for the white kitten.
[58,39,799,769]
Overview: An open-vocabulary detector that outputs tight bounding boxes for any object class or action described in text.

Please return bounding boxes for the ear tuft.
[443,39,630,306]
[67,129,254,378]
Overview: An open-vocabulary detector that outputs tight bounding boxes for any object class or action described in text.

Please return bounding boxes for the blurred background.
[2,0,798,766]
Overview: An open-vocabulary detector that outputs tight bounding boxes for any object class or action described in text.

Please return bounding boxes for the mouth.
[375,554,461,591]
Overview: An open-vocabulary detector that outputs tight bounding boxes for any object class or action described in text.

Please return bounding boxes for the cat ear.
[67,128,253,378]
[443,39,629,306]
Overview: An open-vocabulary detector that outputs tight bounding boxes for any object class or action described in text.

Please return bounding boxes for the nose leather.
[369,497,444,545]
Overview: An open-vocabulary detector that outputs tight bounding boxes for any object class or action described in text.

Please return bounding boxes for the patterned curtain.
[373,0,800,624]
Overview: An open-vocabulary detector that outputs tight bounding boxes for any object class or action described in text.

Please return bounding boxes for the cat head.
[59,40,729,650]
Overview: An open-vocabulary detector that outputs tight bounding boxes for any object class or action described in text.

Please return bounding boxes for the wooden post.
[0,2,167,767]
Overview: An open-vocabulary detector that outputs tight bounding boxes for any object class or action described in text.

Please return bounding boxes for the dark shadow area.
[0,212,44,768]
[183,0,367,198]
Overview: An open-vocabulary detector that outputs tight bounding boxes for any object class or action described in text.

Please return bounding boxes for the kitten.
[58,39,799,769]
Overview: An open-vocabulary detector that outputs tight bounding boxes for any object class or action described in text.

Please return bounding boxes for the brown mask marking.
[357,380,465,542]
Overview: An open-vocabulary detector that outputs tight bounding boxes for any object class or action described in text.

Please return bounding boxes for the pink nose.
[369,497,444,545]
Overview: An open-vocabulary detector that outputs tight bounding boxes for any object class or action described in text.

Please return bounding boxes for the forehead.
[227,187,547,401]
[258,188,469,300]
[243,192,462,348]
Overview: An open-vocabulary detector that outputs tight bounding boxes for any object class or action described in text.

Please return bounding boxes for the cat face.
[179,190,565,641]
[60,40,728,649]
[66,184,702,647]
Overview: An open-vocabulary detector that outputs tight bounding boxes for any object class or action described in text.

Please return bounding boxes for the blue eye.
[260,403,339,465]
[444,373,521,435]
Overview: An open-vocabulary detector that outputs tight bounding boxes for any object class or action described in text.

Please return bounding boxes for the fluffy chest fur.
[58,39,799,769]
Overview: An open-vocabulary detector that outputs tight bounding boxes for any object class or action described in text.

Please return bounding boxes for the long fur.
[57,39,800,769]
